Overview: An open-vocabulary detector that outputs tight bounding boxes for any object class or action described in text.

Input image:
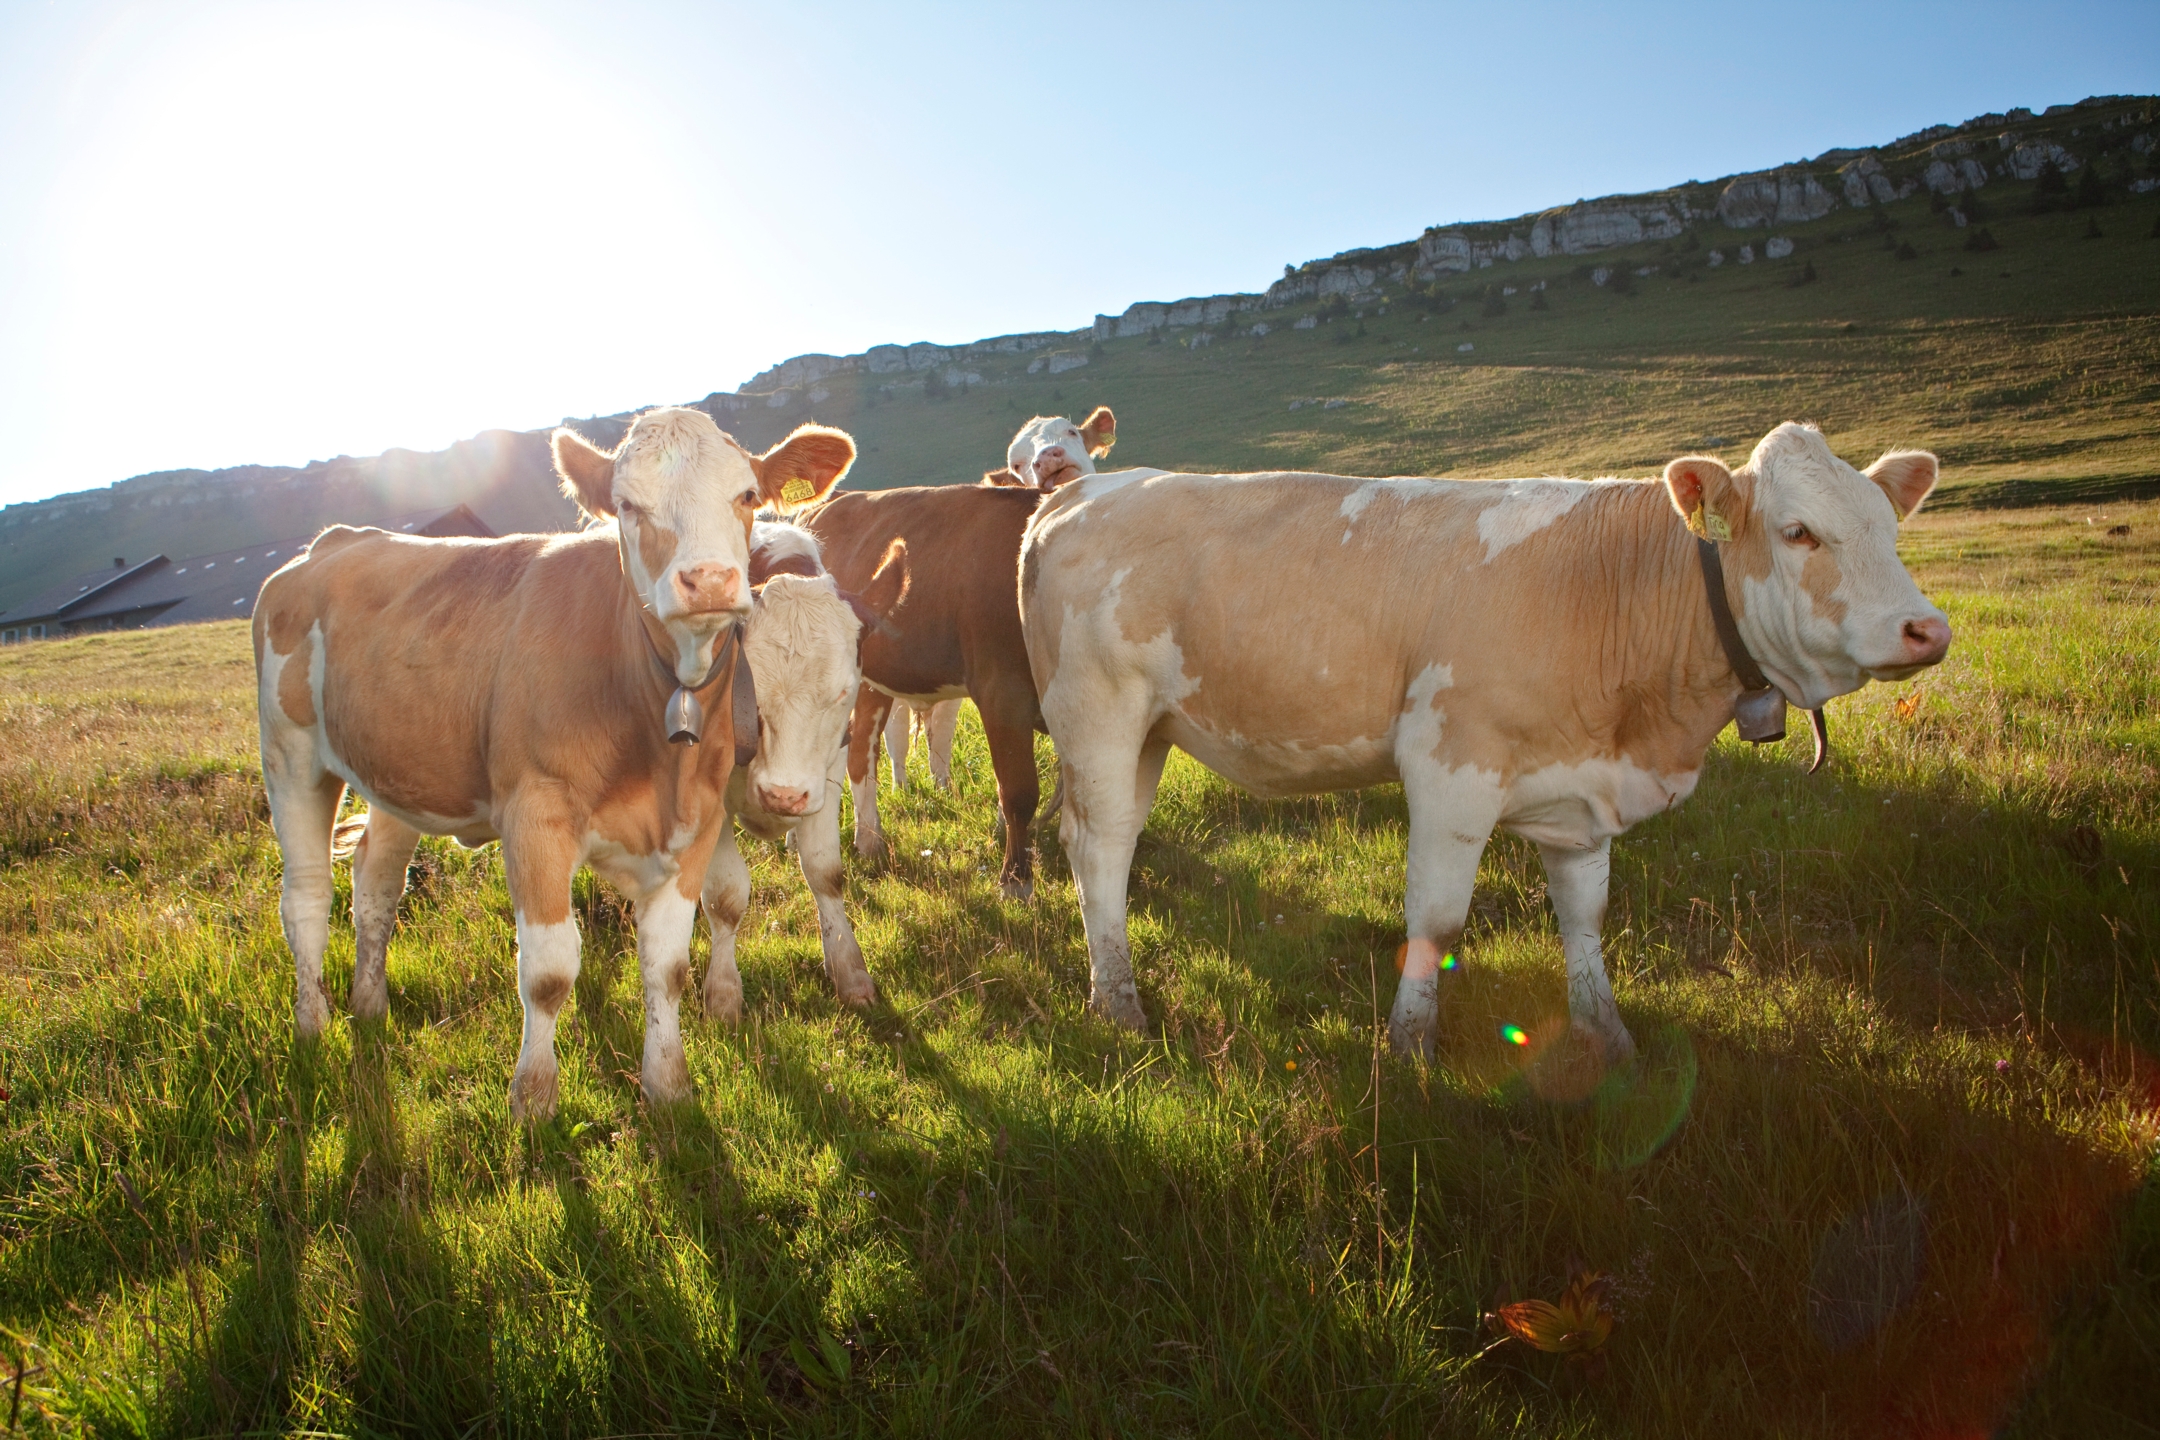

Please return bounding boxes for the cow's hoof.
[829,964,878,1010]
[349,984,389,1026]
[1000,875,1034,902]
[1089,985,1147,1033]
[702,977,743,1026]
[642,1047,693,1107]
[1387,1014,1438,1061]
[508,1064,560,1122]
[295,984,332,1039]
[854,833,887,864]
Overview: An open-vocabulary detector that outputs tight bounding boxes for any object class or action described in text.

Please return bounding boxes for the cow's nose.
[673,563,742,614]
[756,784,811,817]
[1902,614,1951,667]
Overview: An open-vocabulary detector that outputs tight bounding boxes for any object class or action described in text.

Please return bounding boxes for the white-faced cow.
[255,408,857,1118]
[699,522,902,1023]
[807,408,1116,896]
[1020,423,1950,1062]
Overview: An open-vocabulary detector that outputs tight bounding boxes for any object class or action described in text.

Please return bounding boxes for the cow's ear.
[862,537,909,616]
[1663,455,1737,532]
[553,428,617,519]
[981,467,1025,487]
[1078,405,1117,457]
[1865,449,1938,520]
[750,424,856,510]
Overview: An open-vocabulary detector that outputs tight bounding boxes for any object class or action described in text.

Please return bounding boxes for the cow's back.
[805,485,1040,699]
[1023,469,1682,794]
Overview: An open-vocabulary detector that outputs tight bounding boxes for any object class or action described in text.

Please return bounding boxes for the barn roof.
[0,504,496,632]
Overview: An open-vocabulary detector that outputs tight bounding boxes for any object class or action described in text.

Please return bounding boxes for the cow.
[1019,423,1951,1064]
[254,407,857,1118]
[805,408,1116,897]
[854,408,1119,805]
[699,522,902,1023]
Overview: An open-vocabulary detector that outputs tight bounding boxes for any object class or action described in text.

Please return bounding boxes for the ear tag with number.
[779,476,816,505]
[1690,505,1732,542]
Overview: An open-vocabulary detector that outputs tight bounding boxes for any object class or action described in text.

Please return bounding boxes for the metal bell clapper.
[664,686,705,745]
[1733,686,1788,743]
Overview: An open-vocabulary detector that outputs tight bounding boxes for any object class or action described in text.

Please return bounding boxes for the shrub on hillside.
[1895,241,1919,260]
[1530,287,1549,311]
[1481,289,1507,317]
[2072,163,2108,210]
[1964,227,2001,253]
[1608,267,1635,295]
[2032,160,2068,214]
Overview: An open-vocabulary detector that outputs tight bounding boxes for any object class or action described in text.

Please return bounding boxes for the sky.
[0,0,2153,508]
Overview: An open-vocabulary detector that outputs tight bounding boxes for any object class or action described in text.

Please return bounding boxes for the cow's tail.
[330,811,370,860]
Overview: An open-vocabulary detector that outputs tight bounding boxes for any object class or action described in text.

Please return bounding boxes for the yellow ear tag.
[779,477,815,505]
[1705,509,1733,542]
[1686,504,1709,540]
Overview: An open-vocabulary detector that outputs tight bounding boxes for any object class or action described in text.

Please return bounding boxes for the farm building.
[0,504,495,643]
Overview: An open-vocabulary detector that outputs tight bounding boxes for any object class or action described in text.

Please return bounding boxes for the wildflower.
[1492,1270,1615,1356]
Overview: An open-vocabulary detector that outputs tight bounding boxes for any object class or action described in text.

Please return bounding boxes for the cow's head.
[1004,407,1117,491]
[739,556,906,818]
[1664,423,1950,709]
[553,410,855,684]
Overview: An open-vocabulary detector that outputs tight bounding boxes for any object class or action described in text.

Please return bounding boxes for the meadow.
[0,490,2153,1436]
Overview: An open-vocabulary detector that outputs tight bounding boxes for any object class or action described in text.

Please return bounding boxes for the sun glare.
[41,5,729,481]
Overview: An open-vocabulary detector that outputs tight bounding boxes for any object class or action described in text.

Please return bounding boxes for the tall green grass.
[1,501,2154,1436]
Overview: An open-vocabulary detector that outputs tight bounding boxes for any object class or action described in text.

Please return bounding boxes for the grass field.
[0,493,2154,1436]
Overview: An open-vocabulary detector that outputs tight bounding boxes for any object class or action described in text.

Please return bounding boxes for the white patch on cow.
[1476,480,1593,561]
[1500,755,1700,850]
[510,912,582,1117]
[1037,565,1200,732]
[750,519,821,572]
[1338,478,1450,543]
[585,832,682,900]
[740,573,862,814]
[868,680,970,705]
[1396,661,1456,760]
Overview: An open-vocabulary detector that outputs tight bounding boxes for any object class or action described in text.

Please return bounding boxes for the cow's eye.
[1781,523,1818,548]
[738,488,758,507]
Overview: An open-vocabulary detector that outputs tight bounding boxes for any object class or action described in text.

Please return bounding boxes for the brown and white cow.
[1020,423,1950,1062]
[699,522,901,1023]
[805,409,1116,897]
[254,408,856,1118]
[858,408,1120,806]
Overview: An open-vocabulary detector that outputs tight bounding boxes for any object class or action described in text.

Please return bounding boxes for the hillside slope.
[3,94,2155,615]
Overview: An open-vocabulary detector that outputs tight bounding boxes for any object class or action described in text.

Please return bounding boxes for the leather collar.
[1695,538,1829,774]
[636,612,759,767]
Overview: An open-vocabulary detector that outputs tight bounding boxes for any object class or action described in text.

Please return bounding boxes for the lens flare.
[1439,952,1459,971]
[1500,1023,1530,1047]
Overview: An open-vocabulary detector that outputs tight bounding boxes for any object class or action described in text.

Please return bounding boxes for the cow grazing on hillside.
[806,408,1116,897]
[255,408,857,1118]
[859,409,1120,803]
[1020,423,1951,1062]
[699,523,902,1023]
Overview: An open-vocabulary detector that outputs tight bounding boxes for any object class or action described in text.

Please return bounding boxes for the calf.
[1020,423,1950,1062]
[255,408,856,1117]
[700,524,902,1022]
[807,409,1116,897]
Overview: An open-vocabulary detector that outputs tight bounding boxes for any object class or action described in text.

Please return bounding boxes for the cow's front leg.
[799,750,875,1009]
[349,810,420,1024]
[1538,839,1635,1066]
[635,878,701,1106]
[700,815,750,1025]
[981,686,1044,901]
[502,816,583,1121]
[1391,769,1502,1059]
[884,701,914,790]
[848,686,892,860]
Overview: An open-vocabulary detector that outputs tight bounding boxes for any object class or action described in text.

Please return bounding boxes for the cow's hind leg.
[979,686,1043,901]
[502,810,583,1120]
[700,816,751,1025]
[848,685,893,860]
[1061,730,1168,1031]
[800,748,875,1009]
[348,811,420,1024]
[268,770,345,1038]
[923,699,961,792]
[1391,767,1503,1059]
[1539,839,1635,1066]
[635,880,701,1107]
[884,702,913,790]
